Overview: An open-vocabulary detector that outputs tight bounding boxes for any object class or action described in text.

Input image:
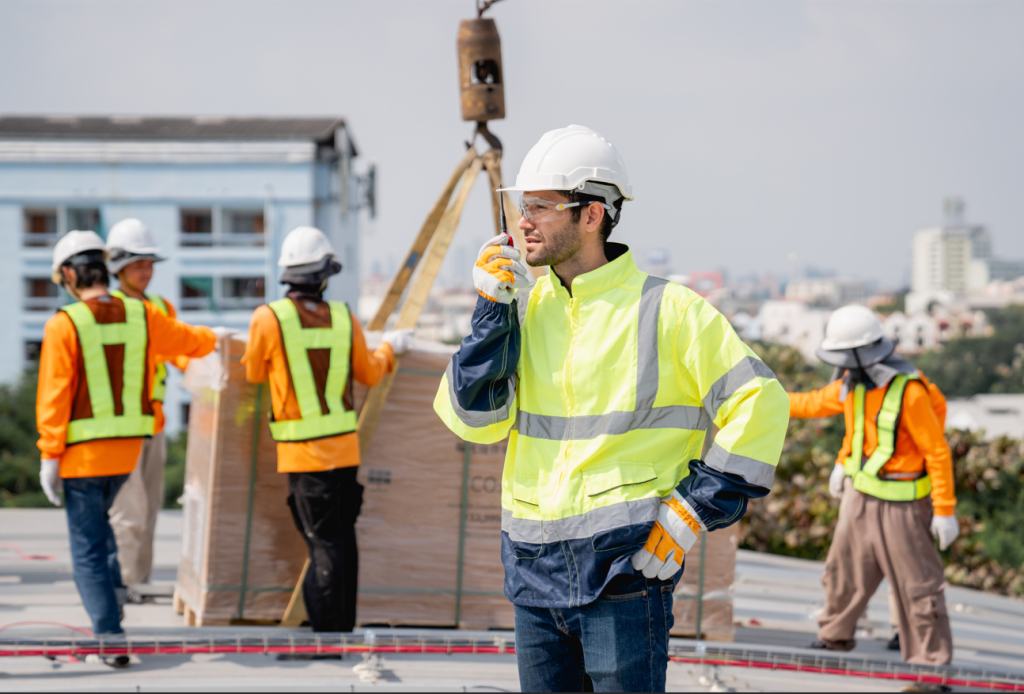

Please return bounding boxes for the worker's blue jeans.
[514,574,673,692]
[64,474,128,635]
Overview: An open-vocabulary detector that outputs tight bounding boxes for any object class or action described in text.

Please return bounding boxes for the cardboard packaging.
[175,337,734,640]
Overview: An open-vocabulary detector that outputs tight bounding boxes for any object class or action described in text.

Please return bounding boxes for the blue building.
[0,116,365,434]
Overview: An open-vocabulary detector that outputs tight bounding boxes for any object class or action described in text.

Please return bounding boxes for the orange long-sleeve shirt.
[242,303,394,473]
[788,373,956,515]
[36,297,217,479]
[147,295,187,435]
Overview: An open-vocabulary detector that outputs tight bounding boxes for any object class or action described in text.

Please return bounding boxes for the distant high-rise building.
[908,198,991,311]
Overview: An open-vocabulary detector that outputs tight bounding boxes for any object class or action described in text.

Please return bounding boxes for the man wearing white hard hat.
[435,125,789,692]
[36,231,215,660]
[788,304,957,675]
[105,218,181,597]
[242,226,412,633]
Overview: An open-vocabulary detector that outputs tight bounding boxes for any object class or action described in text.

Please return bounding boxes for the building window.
[180,275,265,311]
[180,207,265,247]
[24,277,63,312]
[917,326,925,348]
[67,208,101,233]
[24,209,58,247]
[221,276,266,309]
[24,340,43,362]
[180,276,214,311]
[223,210,265,246]
[180,209,213,247]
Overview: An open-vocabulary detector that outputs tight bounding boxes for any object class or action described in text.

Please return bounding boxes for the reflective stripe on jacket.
[434,245,789,608]
[36,294,216,478]
[788,372,956,515]
[266,298,357,442]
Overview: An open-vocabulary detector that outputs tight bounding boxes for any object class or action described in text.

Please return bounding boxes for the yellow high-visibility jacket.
[434,244,788,607]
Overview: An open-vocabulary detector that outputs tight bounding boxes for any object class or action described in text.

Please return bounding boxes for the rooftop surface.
[2,508,1023,692]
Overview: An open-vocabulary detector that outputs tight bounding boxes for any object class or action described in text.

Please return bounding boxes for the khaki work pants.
[110,432,167,585]
[818,480,953,666]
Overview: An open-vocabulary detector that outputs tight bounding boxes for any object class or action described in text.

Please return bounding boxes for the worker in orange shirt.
[242,226,412,633]
[36,231,216,657]
[788,305,960,676]
[105,218,186,597]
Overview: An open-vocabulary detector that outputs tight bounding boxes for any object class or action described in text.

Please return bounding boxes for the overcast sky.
[2,0,1022,286]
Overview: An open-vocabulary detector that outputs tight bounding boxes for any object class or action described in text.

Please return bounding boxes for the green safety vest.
[112,290,169,402]
[63,296,155,444]
[267,298,357,442]
[844,374,932,502]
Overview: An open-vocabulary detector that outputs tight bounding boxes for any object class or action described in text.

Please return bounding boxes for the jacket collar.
[549,243,636,299]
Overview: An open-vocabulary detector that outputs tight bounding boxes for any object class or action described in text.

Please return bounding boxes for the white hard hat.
[106,218,167,274]
[820,305,884,351]
[52,230,108,284]
[501,124,634,201]
[278,226,336,268]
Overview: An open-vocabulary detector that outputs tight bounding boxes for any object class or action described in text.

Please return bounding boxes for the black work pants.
[287,467,363,633]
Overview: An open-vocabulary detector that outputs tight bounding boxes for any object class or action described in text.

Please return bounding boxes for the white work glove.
[472,233,534,304]
[382,328,414,356]
[40,459,62,507]
[931,514,960,551]
[829,464,846,500]
[631,490,706,580]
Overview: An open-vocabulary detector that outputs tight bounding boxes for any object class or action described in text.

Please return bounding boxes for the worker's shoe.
[899,684,952,693]
[102,655,131,669]
[887,631,901,651]
[808,638,855,651]
[125,588,153,605]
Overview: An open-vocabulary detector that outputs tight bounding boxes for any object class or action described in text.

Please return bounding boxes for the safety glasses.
[517,196,611,224]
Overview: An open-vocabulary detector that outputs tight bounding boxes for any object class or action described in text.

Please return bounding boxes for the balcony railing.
[179,233,265,248]
[22,233,59,248]
[24,296,64,312]
[179,296,265,311]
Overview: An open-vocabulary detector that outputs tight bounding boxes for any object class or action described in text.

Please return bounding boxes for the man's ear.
[61,266,76,287]
[583,202,605,234]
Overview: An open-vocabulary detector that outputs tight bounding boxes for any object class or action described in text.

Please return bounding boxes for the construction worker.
[788,304,959,677]
[105,218,182,598]
[242,226,412,633]
[36,231,216,661]
[434,125,789,692]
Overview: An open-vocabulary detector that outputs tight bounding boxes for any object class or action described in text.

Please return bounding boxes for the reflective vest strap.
[63,302,116,420]
[145,293,169,315]
[862,374,917,477]
[269,298,323,419]
[267,298,356,442]
[843,384,866,478]
[62,296,152,444]
[324,303,353,417]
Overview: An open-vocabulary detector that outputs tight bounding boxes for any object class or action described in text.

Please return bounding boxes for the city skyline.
[1,1,1022,284]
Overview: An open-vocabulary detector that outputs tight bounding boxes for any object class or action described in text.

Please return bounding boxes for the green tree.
[913,305,1024,397]
[0,369,46,507]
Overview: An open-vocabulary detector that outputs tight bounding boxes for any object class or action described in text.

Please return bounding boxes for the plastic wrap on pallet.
[670,524,737,641]
[176,336,307,625]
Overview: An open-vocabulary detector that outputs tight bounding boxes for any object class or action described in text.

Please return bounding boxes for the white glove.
[472,234,535,304]
[931,514,960,551]
[40,459,62,507]
[382,329,414,356]
[631,490,706,580]
[829,464,846,500]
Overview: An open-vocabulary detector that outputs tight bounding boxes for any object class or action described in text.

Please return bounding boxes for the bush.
[742,342,1024,599]
[0,369,46,507]
[164,430,188,509]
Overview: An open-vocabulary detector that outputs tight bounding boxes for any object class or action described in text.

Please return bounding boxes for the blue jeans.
[514,574,674,692]
[64,474,129,635]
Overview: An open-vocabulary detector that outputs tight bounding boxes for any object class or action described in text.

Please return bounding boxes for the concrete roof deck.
[2,509,1023,691]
